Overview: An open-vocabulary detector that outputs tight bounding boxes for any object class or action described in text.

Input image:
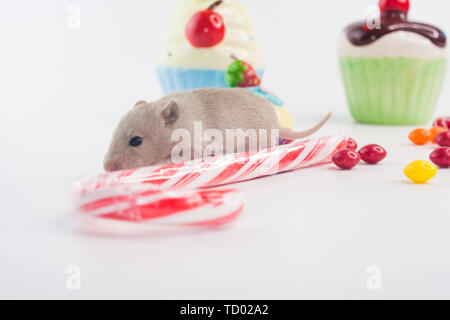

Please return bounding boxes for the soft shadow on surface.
[327,166,363,172]
[56,213,238,240]
[393,180,435,186]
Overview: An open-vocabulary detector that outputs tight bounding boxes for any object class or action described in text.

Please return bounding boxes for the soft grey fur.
[104,88,331,171]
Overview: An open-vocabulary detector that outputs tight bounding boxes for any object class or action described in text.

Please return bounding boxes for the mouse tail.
[279,112,332,140]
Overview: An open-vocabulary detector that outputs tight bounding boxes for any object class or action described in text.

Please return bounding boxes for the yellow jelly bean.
[404,160,438,183]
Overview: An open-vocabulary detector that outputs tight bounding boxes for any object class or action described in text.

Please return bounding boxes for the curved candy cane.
[72,134,346,227]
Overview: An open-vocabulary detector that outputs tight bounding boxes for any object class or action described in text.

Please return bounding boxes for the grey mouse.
[104,88,331,172]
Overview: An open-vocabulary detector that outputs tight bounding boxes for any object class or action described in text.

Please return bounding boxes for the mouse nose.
[104,159,120,172]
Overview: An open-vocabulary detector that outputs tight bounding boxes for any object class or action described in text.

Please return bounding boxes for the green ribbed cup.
[339,57,447,125]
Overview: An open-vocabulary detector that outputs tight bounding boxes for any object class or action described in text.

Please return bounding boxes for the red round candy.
[346,138,358,151]
[358,144,387,164]
[185,9,225,48]
[435,131,450,147]
[379,0,409,13]
[332,149,361,170]
[434,117,450,130]
[430,148,450,168]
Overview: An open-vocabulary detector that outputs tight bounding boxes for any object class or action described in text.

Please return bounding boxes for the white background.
[1,0,450,299]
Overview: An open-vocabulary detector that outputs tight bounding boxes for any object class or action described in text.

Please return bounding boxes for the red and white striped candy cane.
[74,186,244,227]
[73,134,346,227]
[75,134,346,192]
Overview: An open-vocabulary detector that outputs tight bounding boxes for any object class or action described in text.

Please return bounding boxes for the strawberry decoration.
[185,0,226,48]
[225,55,261,88]
[379,0,410,14]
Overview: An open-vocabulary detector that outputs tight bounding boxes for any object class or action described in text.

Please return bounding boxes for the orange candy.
[409,128,431,145]
[428,126,447,143]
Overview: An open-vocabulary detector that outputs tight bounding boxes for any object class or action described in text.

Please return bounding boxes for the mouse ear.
[161,99,180,127]
[134,100,147,107]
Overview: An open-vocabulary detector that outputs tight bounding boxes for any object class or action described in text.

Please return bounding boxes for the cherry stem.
[208,0,223,10]
[230,54,239,61]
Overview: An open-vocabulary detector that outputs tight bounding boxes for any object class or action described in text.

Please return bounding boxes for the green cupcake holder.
[339,57,447,125]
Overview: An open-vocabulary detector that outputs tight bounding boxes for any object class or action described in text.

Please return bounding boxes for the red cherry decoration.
[379,0,410,14]
[332,149,361,170]
[358,144,387,164]
[435,131,450,147]
[430,148,450,168]
[346,138,358,150]
[185,1,226,48]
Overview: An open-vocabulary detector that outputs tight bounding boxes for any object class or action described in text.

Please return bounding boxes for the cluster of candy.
[332,138,387,170]
[405,117,450,183]
[408,127,448,146]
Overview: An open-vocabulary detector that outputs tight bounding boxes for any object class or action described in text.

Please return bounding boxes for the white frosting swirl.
[158,0,264,70]
[338,31,447,58]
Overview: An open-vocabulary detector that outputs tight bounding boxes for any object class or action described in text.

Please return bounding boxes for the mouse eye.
[129,136,143,147]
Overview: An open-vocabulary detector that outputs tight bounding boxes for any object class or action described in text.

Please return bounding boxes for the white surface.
[1,0,450,299]
[337,31,448,58]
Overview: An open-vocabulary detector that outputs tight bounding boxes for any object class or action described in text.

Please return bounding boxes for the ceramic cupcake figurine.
[157,0,265,94]
[338,0,447,125]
